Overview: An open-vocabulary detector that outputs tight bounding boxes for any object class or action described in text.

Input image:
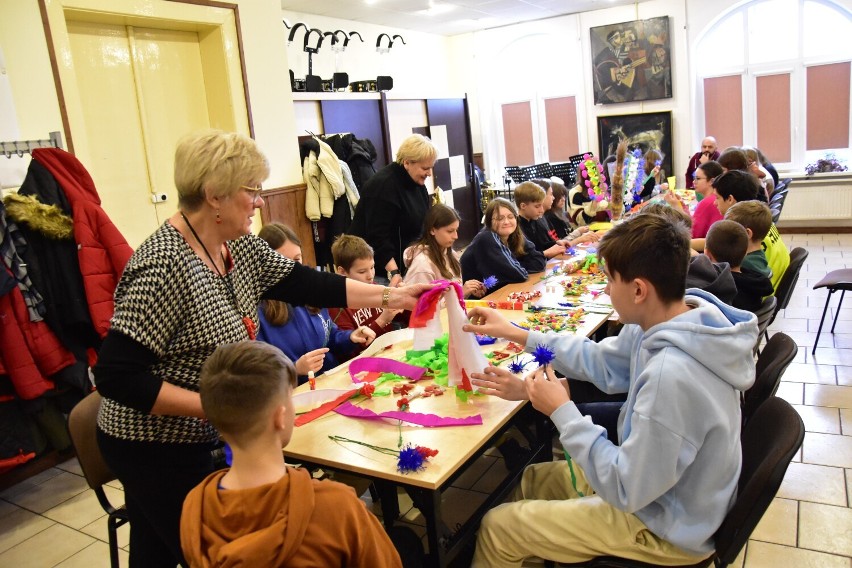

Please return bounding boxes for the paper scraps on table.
[348,357,428,383]
[333,401,482,427]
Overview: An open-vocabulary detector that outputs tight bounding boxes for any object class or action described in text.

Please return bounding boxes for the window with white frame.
[694,0,852,172]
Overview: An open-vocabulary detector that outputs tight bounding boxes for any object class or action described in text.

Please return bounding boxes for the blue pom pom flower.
[397,444,426,473]
[532,344,555,368]
[508,359,528,374]
[483,275,499,290]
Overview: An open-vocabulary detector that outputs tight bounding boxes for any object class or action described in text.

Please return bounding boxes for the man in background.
[685,137,720,189]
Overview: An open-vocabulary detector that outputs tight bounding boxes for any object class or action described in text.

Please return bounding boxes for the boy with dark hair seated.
[464,214,757,566]
[180,341,401,568]
[515,181,598,258]
[705,220,774,312]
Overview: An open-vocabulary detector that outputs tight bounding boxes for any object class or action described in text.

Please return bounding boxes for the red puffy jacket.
[32,149,133,338]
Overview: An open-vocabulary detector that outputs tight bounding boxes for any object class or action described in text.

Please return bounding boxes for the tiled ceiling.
[281,0,640,36]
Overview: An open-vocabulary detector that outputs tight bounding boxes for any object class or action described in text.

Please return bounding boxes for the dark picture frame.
[590,16,671,105]
[597,111,673,179]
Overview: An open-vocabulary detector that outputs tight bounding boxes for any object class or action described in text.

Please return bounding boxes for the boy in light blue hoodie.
[465,213,758,567]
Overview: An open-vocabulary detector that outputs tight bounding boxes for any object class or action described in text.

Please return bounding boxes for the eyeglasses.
[240,185,263,201]
[494,214,516,222]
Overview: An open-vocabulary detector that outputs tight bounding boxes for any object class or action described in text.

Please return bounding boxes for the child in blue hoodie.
[465,213,758,566]
[256,223,374,384]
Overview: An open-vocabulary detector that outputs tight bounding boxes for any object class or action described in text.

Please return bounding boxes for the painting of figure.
[597,112,673,177]
[591,16,671,104]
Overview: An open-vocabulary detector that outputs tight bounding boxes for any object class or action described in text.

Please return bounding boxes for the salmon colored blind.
[756,73,792,162]
[806,62,851,150]
[501,101,535,166]
[543,96,579,162]
[704,75,744,147]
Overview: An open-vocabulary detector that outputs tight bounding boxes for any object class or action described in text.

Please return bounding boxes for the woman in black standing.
[349,134,437,286]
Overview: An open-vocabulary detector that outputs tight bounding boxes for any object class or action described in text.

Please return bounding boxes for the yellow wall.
[0,0,303,192]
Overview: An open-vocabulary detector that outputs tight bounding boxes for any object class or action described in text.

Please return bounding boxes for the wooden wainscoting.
[259,183,317,267]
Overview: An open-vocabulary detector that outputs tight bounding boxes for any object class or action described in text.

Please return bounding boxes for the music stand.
[550,162,575,186]
[522,162,554,181]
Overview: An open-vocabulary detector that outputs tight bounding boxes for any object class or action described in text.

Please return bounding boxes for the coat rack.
[1,131,63,158]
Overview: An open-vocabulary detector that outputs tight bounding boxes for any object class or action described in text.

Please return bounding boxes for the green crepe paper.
[403,333,450,386]
[375,373,407,387]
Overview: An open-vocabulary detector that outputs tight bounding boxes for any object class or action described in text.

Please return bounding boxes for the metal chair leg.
[830,290,845,334]
[813,290,835,355]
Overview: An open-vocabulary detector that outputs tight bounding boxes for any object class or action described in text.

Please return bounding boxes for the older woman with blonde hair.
[93,129,428,567]
[349,133,438,286]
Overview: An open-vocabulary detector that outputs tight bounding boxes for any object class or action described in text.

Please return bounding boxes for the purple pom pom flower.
[483,275,499,290]
[532,344,556,368]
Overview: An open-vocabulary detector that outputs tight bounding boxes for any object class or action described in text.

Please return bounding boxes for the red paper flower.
[397,397,410,410]
[415,446,439,459]
[359,383,376,398]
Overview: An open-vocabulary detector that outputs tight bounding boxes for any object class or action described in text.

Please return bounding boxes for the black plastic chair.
[771,178,791,198]
[67,392,128,568]
[547,397,805,568]
[744,332,798,425]
[765,247,809,342]
[752,295,777,355]
[812,268,852,354]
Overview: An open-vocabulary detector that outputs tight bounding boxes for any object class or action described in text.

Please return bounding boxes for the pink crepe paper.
[409,280,464,328]
[333,401,483,427]
[348,357,428,382]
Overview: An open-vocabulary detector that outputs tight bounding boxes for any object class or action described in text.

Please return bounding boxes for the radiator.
[780,175,852,223]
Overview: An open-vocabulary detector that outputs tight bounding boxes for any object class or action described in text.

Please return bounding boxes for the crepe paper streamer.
[295,388,360,426]
[348,357,428,383]
[293,388,357,409]
[410,279,464,328]
[333,401,483,427]
[359,327,414,358]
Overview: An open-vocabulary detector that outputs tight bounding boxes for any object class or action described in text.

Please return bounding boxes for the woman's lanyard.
[180,212,256,339]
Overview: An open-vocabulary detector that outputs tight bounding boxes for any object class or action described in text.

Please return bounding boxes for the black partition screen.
[321,99,388,170]
[425,97,480,246]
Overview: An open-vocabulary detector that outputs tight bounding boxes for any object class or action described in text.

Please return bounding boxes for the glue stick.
[308,371,316,390]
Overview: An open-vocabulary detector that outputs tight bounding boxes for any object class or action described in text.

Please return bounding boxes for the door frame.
[38,0,253,160]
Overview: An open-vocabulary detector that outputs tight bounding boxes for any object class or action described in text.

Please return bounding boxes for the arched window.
[694,0,852,171]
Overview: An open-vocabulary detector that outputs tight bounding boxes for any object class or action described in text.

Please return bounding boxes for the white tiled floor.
[0,231,850,567]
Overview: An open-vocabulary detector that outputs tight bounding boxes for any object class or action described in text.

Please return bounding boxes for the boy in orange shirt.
[180,341,401,568]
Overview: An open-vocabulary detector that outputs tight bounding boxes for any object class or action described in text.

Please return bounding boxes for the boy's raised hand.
[525,366,571,416]
[295,347,329,376]
[351,326,376,345]
[463,307,529,344]
[463,279,486,298]
[470,365,528,400]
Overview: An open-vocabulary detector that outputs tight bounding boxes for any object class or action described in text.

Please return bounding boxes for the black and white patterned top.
[97,222,296,444]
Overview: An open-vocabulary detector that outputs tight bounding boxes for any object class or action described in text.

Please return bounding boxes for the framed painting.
[590,16,671,105]
[597,111,673,178]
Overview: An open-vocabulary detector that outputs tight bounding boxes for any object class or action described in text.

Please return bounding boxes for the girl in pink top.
[403,204,485,297]
[690,161,725,238]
